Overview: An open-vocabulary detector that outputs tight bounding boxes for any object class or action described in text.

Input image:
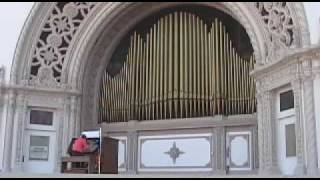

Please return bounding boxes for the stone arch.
[9,2,310,131]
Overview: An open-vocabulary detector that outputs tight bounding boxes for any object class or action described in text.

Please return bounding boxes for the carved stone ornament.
[164,142,185,164]
[29,2,96,85]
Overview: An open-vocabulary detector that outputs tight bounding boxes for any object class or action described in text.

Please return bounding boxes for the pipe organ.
[99,11,256,123]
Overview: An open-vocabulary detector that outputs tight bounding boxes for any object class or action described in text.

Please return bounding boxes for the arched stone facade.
[3,2,318,176]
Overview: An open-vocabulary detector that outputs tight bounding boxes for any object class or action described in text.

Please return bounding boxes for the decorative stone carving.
[164,142,185,164]
[254,2,304,63]
[29,2,96,85]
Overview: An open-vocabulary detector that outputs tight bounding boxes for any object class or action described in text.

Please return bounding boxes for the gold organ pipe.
[184,12,189,118]
[245,58,249,114]
[145,34,150,120]
[156,19,160,119]
[224,27,229,115]
[174,12,178,118]
[158,18,162,119]
[142,41,146,120]
[148,27,153,120]
[204,23,209,116]
[178,12,184,117]
[210,22,215,116]
[188,13,193,117]
[99,13,259,123]
[208,31,212,116]
[152,24,157,120]
[139,35,144,120]
[135,33,140,119]
[117,75,120,122]
[195,16,199,115]
[250,56,255,113]
[163,15,168,119]
[236,52,240,114]
[168,14,173,119]
[241,56,244,114]
[200,21,205,116]
[226,33,230,115]
[180,12,184,118]
[191,15,196,116]
[220,21,224,114]
[215,19,220,114]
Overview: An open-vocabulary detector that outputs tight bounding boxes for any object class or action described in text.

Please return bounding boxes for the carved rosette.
[29,2,96,88]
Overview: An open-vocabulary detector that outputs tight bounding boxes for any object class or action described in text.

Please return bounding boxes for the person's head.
[81,134,87,139]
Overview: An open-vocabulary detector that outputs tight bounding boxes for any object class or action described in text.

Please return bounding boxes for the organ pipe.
[99,12,256,123]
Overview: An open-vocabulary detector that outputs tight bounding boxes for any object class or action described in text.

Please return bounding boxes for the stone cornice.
[251,45,320,81]
[1,84,81,96]
[102,114,257,132]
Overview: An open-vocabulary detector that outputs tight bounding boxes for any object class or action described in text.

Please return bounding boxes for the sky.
[0,2,320,83]
[0,2,34,82]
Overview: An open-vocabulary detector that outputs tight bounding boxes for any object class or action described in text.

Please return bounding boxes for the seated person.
[71,134,91,155]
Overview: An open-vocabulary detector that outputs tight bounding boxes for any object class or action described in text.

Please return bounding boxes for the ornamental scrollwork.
[29,2,96,86]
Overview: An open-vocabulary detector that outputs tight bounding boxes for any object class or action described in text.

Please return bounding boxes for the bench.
[61,155,97,174]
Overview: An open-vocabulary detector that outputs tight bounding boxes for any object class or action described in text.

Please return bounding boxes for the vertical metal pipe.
[189,13,193,117]
[215,19,220,114]
[159,18,163,120]
[152,24,157,120]
[204,23,209,116]
[219,21,224,115]
[184,12,189,118]
[208,30,212,116]
[180,12,184,118]
[168,14,173,119]
[163,15,168,119]
[173,12,178,118]
[196,16,201,116]
[210,22,215,116]
[200,20,205,116]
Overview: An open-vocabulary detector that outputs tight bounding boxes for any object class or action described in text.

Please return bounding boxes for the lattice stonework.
[29,2,96,86]
[255,2,295,47]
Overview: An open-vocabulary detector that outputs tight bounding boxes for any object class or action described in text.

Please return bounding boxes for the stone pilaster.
[62,96,71,156]
[11,93,27,172]
[213,127,226,175]
[256,89,265,174]
[302,75,319,175]
[70,96,78,138]
[292,79,306,175]
[126,120,138,174]
[257,86,279,175]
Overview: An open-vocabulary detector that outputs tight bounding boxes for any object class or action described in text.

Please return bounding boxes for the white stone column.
[2,91,16,172]
[302,75,319,175]
[292,79,306,175]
